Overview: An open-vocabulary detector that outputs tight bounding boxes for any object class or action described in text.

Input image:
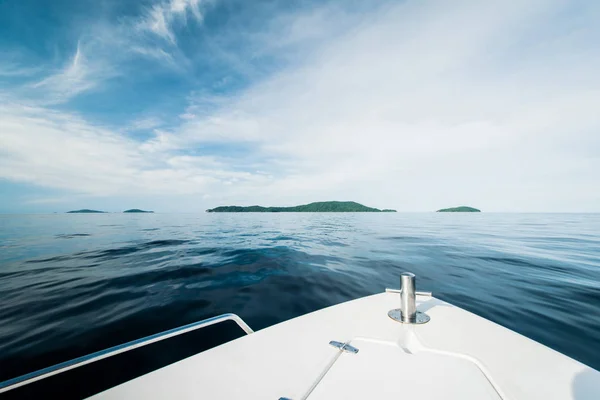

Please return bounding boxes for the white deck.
[92,292,600,399]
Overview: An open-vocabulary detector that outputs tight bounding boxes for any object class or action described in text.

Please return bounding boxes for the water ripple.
[0,212,599,385]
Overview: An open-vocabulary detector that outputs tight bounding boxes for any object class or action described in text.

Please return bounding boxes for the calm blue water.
[1,213,599,385]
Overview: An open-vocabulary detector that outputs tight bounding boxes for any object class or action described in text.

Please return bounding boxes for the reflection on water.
[1,212,599,383]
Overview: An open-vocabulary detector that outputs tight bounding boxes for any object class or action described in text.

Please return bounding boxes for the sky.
[1,0,599,213]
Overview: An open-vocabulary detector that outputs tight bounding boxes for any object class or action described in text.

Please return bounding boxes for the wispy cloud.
[1,0,599,212]
[136,0,208,44]
[28,41,113,103]
[129,46,176,65]
[128,116,164,131]
[146,0,600,211]
[0,63,41,78]
[24,196,74,205]
[0,102,268,199]
[5,1,211,105]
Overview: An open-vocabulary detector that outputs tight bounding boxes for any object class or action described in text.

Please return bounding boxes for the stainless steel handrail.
[0,313,253,393]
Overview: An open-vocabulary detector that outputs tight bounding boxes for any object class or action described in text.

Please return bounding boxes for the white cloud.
[128,116,164,131]
[136,0,207,44]
[0,103,268,202]
[129,46,177,66]
[1,0,599,211]
[179,113,196,120]
[0,63,41,77]
[24,196,75,205]
[28,42,114,104]
[5,1,209,105]
[157,0,600,211]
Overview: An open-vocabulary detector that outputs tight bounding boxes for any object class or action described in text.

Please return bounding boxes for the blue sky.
[1,0,599,213]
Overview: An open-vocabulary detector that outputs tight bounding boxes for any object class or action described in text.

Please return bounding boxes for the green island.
[206,201,396,213]
[436,206,481,212]
[66,209,106,213]
[123,209,154,213]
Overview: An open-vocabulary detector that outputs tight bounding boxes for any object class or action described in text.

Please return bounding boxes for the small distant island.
[436,206,481,213]
[123,209,154,213]
[207,201,396,213]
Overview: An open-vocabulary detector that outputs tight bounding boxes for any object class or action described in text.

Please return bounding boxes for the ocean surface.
[1,213,599,395]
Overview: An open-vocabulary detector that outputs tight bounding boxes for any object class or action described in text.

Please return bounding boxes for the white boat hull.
[91,291,600,399]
